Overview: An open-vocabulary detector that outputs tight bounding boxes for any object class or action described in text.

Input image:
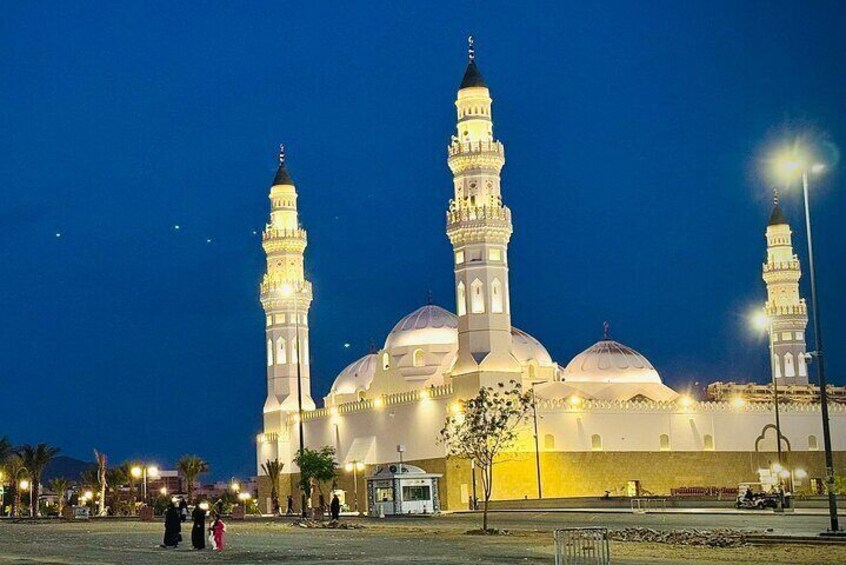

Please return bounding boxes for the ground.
[1,512,844,564]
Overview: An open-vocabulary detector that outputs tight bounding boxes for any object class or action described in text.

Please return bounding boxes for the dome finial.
[427,289,434,305]
[468,35,475,62]
[773,187,779,207]
[603,321,610,340]
[278,143,286,165]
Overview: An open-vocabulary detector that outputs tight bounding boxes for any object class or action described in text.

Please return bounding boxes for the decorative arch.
[591,434,603,451]
[703,434,715,451]
[808,435,819,451]
[382,352,390,371]
[276,337,287,364]
[491,278,503,313]
[456,281,467,316]
[291,338,298,365]
[784,352,796,377]
[544,434,555,450]
[266,339,273,366]
[798,353,808,377]
[659,434,670,451]
[470,279,485,314]
[413,348,425,367]
[754,424,791,453]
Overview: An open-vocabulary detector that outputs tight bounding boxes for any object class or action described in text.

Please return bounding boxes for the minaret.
[762,190,810,385]
[260,145,316,436]
[447,37,521,394]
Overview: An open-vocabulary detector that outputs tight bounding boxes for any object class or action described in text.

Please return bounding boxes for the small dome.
[330,353,377,395]
[384,305,459,349]
[562,340,662,384]
[511,327,554,366]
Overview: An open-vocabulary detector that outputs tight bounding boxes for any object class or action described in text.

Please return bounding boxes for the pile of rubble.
[610,528,750,547]
[290,519,365,530]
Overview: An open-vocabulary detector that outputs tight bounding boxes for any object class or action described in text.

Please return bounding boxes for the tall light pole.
[283,282,308,519]
[775,154,838,532]
[345,461,365,515]
[751,312,783,468]
[131,464,159,506]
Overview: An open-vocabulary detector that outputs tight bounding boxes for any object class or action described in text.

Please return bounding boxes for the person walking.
[160,502,181,548]
[286,495,294,516]
[330,494,341,521]
[209,511,227,551]
[191,503,207,550]
[179,498,189,522]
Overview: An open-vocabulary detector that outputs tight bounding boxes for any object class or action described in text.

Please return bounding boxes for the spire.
[272,143,294,186]
[426,289,434,305]
[603,321,610,341]
[460,35,487,89]
[768,188,787,226]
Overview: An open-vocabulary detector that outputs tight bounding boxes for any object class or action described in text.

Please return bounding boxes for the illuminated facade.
[255,41,846,513]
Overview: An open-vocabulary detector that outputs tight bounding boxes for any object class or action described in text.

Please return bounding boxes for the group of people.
[161,500,226,551]
[280,493,342,520]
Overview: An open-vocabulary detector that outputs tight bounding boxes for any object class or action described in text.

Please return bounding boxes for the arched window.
[784,352,795,377]
[302,337,309,365]
[703,434,715,451]
[413,349,425,367]
[491,278,503,313]
[808,435,819,451]
[471,279,485,314]
[276,337,287,364]
[266,339,273,366]
[659,434,670,451]
[774,355,782,379]
[382,352,390,371]
[456,281,467,316]
[291,338,298,365]
[591,434,603,451]
[799,353,807,377]
[544,434,555,450]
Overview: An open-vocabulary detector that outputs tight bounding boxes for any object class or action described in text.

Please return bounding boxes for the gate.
[553,527,610,565]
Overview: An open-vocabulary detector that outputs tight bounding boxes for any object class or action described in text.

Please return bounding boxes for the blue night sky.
[2,2,845,479]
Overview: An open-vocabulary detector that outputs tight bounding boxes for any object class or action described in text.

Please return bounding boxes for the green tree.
[18,443,60,517]
[0,436,13,466]
[177,455,209,501]
[261,458,284,514]
[49,477,72,515]
[439,381,532,532]
[106,464,130,515]
[5,454,26,517]
[294,446,338,504]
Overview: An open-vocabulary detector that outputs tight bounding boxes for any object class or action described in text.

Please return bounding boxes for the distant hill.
[43,455,95,482]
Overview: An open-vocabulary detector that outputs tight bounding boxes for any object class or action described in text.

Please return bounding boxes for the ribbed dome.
[330,353,377,395]
[384,305,459,349]
[562,340,662,384]
[511,327,554,366]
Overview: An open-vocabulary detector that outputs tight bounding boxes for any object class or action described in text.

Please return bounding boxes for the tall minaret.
[447,37,521,394]
[260,145,316,436]
[762,190,809,385]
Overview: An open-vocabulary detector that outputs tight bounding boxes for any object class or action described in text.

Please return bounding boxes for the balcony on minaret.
[764,300,808,317]
[448,139,504,157]
[262,225,308,242]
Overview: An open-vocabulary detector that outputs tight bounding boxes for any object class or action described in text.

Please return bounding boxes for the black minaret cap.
[459,35,487,89]
[768,189,788,226]
[272,144,294,186]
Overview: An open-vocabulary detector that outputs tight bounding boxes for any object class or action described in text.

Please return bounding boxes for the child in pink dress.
[209,512,226,551]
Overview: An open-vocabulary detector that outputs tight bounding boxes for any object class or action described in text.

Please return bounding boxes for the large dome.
[511,327,554,366]
[562,340,662,384]
[384,305,459,349]
[329,353,378,395]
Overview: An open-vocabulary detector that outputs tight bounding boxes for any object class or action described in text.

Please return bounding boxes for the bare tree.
[94,450,108,516]
[439,381,532,532]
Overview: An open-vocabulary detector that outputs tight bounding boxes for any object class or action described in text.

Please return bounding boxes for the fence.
[630,498,667,513]
[553,527,610,565]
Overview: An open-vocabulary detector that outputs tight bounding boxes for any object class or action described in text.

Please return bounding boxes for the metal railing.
[554,527,610,565]
[630,498,667,513]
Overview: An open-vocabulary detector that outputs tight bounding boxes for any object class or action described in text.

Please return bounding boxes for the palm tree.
[106,464,129,515]
[5,454,26,517]
[18,443,60,517]
[261,458,284,514]
[49,477,72,516]
[177,455,209,502]
[93,450,107,516]
[0,436,13,465]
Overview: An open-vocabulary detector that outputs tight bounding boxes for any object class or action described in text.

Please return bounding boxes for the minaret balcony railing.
[764,301,808,317]
[263,226,307,242]
[762,258,800,273]
[446,203,511,225]
[448,139,504,157]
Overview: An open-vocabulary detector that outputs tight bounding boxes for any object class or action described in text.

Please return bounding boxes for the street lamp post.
[281,282,308,519]
[753,312,784,469]
[775,153,839,532]
[131,465,159,506]
[345,461,365,515]
[798,167,839,533]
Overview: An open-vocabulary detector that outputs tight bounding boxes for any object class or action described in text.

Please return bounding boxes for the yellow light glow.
[449,402,462,414]
[795,469,808,479]
[373,397,384,409]
[148,466,159,478]
[751,310,769,332]
[199,502,210,511]
[344,463,353,472]
[779,470,790,479]
[238,492,251,501]
[19,479,30,491]
[731,396,746,409]
[279,283,294,297]
[329,406,338,416]
[83,489,93,500]
[356,462,365,472]
[419,389,430,400]
[231,482,241,492]
[679,395,694,408]
[159,487,167,496]
[772,463,783,473]
[130,466,142,479]
[569,395,582,406]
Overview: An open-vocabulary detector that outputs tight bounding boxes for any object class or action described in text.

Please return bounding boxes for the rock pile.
[290,519,365,530]
[610,528,750,547]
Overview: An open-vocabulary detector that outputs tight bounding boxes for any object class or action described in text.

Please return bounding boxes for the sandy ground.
[0,519,843,564]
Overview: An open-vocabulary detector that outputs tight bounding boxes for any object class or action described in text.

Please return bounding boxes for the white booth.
[366,464,441,516]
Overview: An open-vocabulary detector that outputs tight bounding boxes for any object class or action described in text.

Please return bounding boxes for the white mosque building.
[254,41,846,513]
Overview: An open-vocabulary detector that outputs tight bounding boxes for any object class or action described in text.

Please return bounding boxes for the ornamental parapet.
[448,139,504,158]
[762,258,800,273]
[256,432,280,443]
[294,384,454,423]
[764,301,808,317]
[263,226,307,242]
[260,278,314,300]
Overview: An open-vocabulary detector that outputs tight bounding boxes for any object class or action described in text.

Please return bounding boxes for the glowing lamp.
[83,490,93,500]
[373,397,384,409]
[199,502,210,511]
[419,389,430,400]
[19,479,30,491]
[231,482,241,492]
[148,466,159,478]
[795,469,808,479]
[679,395,694,408]
[356,462,365,472]
[130,466,142,479]
[568,396,582,406]
[159,487,167,496]
[731,396,746,409]
[344,463,353,472]
[751,310,769,332]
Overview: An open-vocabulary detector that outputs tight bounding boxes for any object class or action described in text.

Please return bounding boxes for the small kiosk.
[366,464,441,516]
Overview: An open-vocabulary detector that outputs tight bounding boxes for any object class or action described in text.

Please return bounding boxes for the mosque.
[254,41,846,513]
